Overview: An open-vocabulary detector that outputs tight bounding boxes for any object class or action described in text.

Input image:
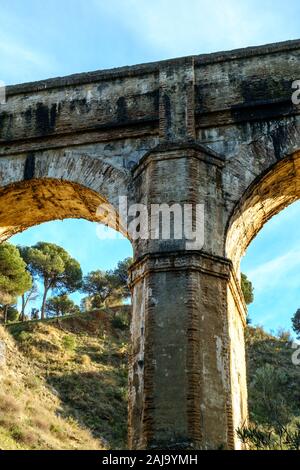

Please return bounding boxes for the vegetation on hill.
[0,241,132,449]
[241,273,254,306]
[240,326,300,449]
[0,240,132,324]
[1,300,300,450]
[292,308,300,339]
[80,258,132,310]
[0,243,32,323]
[0,308,129,450]
[18,243,83,320]
[0,238,299,450]
[0,320,102,450]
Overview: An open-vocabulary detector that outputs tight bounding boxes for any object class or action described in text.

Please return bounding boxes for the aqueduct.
[1,39,300,449]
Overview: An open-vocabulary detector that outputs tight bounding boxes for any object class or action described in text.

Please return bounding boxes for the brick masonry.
[0,39,300,449]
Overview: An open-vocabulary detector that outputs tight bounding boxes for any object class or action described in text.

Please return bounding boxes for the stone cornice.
[131,141,225,179]
[6,39,300,96]
[129,250,232,286]
[129,248,247,325]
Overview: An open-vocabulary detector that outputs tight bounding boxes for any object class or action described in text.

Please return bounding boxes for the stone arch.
[224,149,300,450]
[0,151,131,240]
[226,150,300,272]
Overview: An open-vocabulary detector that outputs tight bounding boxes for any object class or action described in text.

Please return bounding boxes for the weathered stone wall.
[0,39,300,449]
[129,251,238,449]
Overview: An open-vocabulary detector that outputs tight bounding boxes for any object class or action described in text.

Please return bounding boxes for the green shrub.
[237,421,300,450]
[18,331,32,343]
[111,312,129,330]
[62,335,76,352]
[6,306,20,323]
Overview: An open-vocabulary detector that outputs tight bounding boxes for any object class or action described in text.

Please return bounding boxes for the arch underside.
[0,150,130,240]
[226,150,300,271]
[0,178,126,241]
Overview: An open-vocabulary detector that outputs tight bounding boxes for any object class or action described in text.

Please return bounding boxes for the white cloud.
[0,33,58,84]
[96,0,291,58]
[246,247,300,293]
[0,37,49,67]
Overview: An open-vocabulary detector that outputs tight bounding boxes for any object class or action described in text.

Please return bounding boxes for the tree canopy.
[19,242,82,319]
[0,240,130,322]
[81,257,132,309]
[112,257,132,298]
[0,243,32,322]
[241,273,254,306]
[292,308,300,338]
[81,270,120,308]
[46,294,80,318]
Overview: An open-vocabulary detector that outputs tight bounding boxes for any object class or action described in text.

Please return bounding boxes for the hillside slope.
[246,326,300,433]
[1,311,299,450]
[0,309,129,450]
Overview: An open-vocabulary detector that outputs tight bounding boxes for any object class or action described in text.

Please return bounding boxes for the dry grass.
[0,309,129,450]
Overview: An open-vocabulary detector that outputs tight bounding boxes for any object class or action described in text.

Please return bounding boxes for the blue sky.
[241,202,300,334]
[1,0,300,86]
[1,0,300,331]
